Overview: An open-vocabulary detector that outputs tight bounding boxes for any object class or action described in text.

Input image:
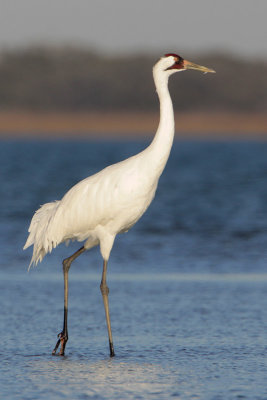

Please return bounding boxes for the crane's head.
[157,53,215,76]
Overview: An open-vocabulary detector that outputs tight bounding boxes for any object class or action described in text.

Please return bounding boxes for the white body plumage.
[24,54,215,268]
[24,56,176,267]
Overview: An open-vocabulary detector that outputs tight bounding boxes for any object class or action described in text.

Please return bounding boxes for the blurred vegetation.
[0,46,266,112]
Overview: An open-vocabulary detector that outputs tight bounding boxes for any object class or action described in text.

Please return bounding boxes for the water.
[0,139,267,399]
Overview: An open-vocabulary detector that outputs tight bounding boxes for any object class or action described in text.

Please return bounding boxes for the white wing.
[24,153,158,266]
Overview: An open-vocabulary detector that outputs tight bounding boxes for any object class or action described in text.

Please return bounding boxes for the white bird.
[24,53,215,357]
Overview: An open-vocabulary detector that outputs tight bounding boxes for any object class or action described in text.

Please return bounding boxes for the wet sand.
[0,111,267,140]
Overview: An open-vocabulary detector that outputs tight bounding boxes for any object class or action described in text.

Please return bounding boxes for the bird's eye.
[176,56,183,65]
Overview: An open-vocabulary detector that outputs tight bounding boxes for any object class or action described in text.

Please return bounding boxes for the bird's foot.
[52,331,68,356]
[109,341,115,357]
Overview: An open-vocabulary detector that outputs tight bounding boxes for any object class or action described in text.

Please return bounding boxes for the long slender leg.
[100,259,115,357]
[52,246,86,356]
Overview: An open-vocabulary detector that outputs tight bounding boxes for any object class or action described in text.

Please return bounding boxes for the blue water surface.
[0,139,267,399]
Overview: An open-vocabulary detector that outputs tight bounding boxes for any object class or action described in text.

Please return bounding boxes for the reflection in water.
[26,357,180,399]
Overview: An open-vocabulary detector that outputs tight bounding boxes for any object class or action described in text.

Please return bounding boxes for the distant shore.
[0,111,267,140]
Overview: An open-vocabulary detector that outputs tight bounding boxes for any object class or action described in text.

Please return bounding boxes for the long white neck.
[146,67,175,177]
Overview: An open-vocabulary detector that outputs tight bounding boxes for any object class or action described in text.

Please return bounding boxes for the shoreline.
[0,111,267,140]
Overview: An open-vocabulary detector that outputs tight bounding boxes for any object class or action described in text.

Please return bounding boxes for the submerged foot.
[109,341,115,357]
[52,332,68,356]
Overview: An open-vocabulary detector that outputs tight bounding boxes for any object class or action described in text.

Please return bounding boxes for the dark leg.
[100,259,115,357]
[52,246,85,356]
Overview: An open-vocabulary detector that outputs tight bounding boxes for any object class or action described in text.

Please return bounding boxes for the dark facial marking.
[164,53,184,70]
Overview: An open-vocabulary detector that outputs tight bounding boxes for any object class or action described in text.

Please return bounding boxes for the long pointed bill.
[184,60,216,74]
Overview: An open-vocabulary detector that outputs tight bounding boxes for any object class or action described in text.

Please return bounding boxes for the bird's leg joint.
[62,258,71,273]
[100,282,109,296]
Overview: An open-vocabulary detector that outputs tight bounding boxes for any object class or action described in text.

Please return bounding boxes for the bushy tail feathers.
[23,201,60,269]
